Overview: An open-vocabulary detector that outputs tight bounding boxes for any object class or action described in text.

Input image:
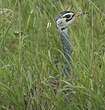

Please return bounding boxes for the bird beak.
[75,12,88,17]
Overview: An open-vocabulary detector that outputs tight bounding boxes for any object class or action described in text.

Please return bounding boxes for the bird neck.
[58,28,71,76]
[59,28,70,45]
[58,28,68,34]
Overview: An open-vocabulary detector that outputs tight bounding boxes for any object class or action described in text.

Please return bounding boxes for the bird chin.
[67,18,75,27]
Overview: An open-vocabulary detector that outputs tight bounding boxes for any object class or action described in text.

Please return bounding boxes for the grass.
[0,0,105,110]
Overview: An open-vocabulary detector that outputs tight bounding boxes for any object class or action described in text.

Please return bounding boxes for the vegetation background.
[0,0,105,110]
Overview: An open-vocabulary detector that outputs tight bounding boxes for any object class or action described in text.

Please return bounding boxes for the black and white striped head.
[55,11,87,30]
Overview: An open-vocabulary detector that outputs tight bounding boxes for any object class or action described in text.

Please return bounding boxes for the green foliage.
[0,0,105,110]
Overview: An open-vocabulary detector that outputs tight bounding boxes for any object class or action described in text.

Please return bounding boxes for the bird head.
[55,11,87,30]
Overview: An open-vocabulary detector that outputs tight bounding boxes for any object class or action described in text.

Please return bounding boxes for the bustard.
[24,11,87,109]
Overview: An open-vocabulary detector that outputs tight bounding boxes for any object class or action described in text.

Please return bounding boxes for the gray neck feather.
[59,29,72,76]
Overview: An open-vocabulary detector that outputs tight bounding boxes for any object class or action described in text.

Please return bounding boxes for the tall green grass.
[0,0,105,110]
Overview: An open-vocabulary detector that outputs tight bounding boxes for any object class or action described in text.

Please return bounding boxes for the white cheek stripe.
[62,13,73,17]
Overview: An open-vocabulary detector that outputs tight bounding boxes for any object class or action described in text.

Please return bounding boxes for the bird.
[55,11,87,76]
[24,11,88,109]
